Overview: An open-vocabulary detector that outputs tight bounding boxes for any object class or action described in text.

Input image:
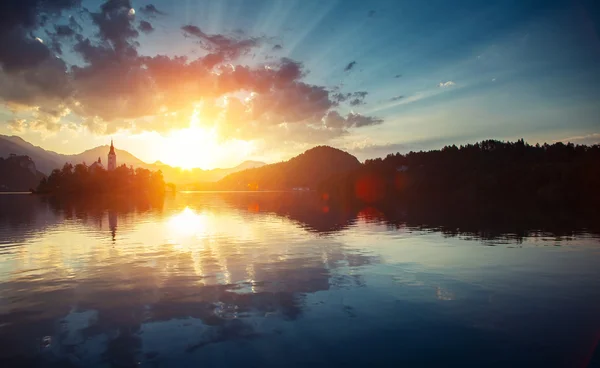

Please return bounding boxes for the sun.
[158,107,220,170]
[161,126,219,170]
[156,104,255,170]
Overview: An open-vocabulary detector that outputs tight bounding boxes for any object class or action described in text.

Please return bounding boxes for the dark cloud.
[332,92,351,103]
[0,0,81,72]
[0,0,81,33]
[0,46,72,112]
[90,0,138,53]
[182,25,260,59]
[390,95,404,101]
[251,82,333,123]
[272,44,283,51]
[322,111,346,129]
[138,20,154,33]
[140,4,165,16]
[344,61,357,72]
[275,58,304,84]
[346,113,383,127]
[323,111,382,128]
[0,1,384,144]
[332,91,367,106]
[54,24,76,37]
[0,32,50,72]
[69,15,83,32]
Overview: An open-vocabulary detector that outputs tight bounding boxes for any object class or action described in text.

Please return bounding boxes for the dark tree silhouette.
[36,163,167,198]
[320,139,600,211]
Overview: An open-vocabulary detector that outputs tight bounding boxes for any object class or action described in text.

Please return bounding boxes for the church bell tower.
[108,139,117,171]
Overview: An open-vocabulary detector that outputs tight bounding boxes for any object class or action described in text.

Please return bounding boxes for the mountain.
[0,135,265,184]
[0,155,46,191]
[0,135,64,174]
[151,160,266,187]
[66,145,147,168]
[218,146,361,190]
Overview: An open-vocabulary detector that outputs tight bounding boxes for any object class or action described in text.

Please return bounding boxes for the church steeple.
[107,139,117,171]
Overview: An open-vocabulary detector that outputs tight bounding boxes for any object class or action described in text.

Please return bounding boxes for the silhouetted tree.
[36,163,167,198]
[320,139,600,211]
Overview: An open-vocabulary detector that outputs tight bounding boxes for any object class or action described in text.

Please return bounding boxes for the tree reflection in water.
[0,192,598,366]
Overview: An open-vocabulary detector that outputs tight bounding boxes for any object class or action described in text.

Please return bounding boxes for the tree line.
[35,162,168,197]
[319,139,600,211]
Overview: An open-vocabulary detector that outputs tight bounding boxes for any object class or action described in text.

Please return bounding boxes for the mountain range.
[0,135,265,184]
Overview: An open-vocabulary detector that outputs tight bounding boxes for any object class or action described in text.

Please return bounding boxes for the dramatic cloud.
[0,0,81,72]
[346,112,383,127]
[322,111,382,129]
[138,20,154,33]
[438,81,456,87]
[332,92,351,103]
[322,111,346,129]
[0,54,72,113]
[182,25,260,59]
[90,0,138,53]
[8,119,27,133]
[344,61,357,72]
[54,24,76,37]
[332,91,368,105]
[140,4,165,16]
[0,1,383,145]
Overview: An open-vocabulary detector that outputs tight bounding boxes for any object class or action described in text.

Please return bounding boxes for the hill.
[0,135,265,184]
[0,155,46,191]
[0,135,63,174]
[66,145,147,168]
[218,146,361,190]
[153,160,266,188]
[319,139,600,210]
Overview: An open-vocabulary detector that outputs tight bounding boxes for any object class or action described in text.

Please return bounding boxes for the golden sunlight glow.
[162,127,219,169]
[159,107,220,169]
[155,105,256,169]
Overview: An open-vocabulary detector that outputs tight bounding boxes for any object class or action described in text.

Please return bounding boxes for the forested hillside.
[320,140,600,210]
[218,146,361,190]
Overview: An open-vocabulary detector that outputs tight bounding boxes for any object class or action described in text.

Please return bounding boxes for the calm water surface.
[0,192,599,367]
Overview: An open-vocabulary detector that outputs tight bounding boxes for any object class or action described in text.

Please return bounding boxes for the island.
[34,140,169,198]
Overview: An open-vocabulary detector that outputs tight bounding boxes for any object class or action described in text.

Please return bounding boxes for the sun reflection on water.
[167,207,207,239]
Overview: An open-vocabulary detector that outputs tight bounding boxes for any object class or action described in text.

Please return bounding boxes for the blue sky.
[0,0,598,167]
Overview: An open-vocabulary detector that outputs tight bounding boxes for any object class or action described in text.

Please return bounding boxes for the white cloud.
[555,133,600,145]
[438,81,456,88]
[8,119,27,132]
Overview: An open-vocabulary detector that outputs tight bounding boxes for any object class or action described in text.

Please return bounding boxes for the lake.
[0,192,599,367]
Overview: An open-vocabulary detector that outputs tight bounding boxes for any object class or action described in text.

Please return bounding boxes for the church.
[107,139,117,171]
[88,140,117,172]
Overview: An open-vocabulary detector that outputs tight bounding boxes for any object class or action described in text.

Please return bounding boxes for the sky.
[0,0,599,169]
